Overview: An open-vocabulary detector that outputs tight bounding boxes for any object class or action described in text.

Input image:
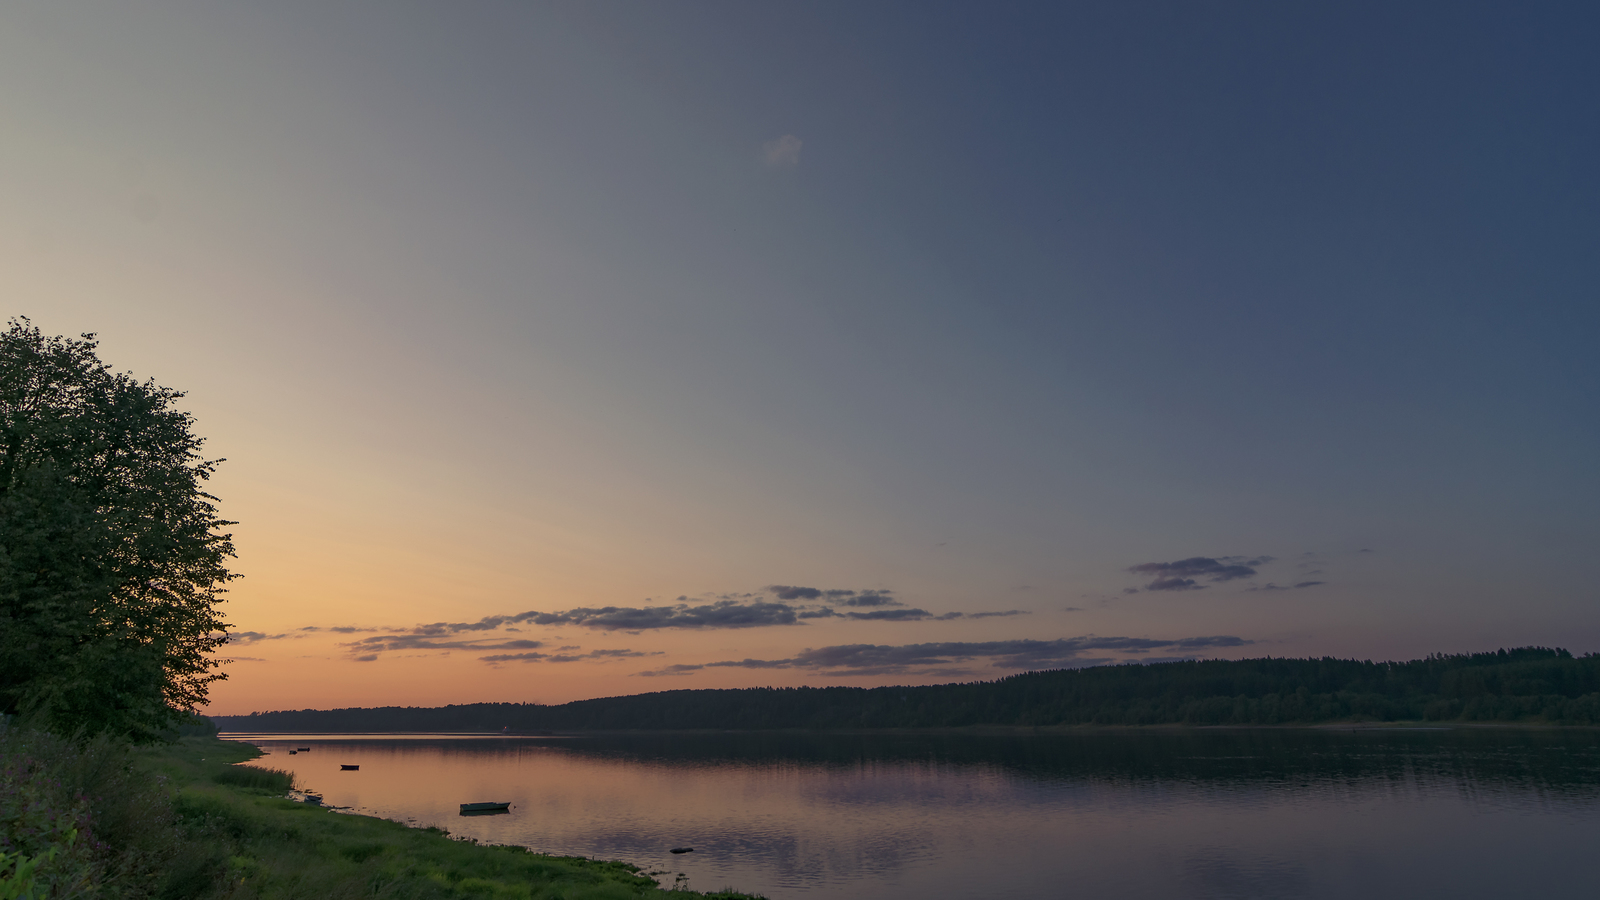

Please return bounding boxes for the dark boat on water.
[340,764,359,770]
[459,801,511,815]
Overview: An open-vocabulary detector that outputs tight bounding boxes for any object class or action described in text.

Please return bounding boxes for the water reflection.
[228,728,1600,900]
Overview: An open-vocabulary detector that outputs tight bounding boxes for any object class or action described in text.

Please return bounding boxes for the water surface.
[228,728,1600,899]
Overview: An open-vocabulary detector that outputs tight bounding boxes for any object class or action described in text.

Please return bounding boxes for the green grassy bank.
[2,728,760,900]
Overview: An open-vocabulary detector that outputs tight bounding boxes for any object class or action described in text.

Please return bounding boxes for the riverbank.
[141,737,762,899]
[0,728,760,900]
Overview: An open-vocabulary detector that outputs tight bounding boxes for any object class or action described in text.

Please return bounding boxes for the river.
[225,727,1600,899]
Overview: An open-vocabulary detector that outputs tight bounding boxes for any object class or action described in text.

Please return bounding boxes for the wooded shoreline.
[212,647,1600,733]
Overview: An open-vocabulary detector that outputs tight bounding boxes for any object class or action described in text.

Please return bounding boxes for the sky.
[3,2,1597,714]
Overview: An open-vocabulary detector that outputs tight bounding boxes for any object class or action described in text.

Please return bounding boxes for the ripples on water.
[229,728,1600,899]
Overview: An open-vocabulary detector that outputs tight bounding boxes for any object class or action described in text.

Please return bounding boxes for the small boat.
[670,848,693,854]
[304,794,323,806]
[288,750,297,755]
[459,801,511,815]
[340,764,359,770]
[297,747,311,752]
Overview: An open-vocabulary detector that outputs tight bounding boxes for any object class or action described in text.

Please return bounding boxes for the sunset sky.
[4,2,1597,714]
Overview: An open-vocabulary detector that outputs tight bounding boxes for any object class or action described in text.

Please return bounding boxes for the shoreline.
[218,720,1600,738]
[145,737,764,899]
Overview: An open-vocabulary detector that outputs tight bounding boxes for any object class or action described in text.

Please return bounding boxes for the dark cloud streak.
[766,586,900,607]
[344,635,546,653]
[523,601,802,630]
[1128,556,1277,591]
[638,634,1253,676]
[479,648,659,664]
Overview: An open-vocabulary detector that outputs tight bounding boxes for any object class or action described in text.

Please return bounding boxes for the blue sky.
[3,1,1597,709]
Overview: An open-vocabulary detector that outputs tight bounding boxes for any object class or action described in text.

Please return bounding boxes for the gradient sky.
[4,2,1597,714]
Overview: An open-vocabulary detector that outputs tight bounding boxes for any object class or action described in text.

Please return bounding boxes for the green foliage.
[213,766,296,794]
[0,837,68,900]
[0,722,218,899]
[174,715,220,739]
[217,647,1600,732]
[0,319,235,740]
[0,730,103,899]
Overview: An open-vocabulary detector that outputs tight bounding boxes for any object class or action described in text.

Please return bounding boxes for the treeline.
[212,647,1600,732]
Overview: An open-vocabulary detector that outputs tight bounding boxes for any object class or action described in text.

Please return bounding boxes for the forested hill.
[211,648,1600,732]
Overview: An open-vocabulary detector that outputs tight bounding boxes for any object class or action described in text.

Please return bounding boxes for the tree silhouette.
[0,319,235,739]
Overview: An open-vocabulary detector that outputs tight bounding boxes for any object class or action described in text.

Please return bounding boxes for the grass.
[1,727,760,900]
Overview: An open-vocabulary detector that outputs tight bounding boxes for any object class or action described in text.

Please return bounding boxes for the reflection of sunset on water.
[231,732,1600,899]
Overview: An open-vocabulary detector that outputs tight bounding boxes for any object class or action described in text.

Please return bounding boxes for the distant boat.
[459,801,511,815]
[288,750,298,755]
[340,764,359,770]
[297,747,311,752]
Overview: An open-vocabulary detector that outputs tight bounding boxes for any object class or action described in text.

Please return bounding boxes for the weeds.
[212,766,296,794]
[0,721,204,899]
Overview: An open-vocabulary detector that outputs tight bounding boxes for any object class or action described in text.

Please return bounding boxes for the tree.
[0,318,235,739]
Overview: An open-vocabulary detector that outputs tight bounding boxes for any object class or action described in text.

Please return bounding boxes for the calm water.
[227,728,1600,899]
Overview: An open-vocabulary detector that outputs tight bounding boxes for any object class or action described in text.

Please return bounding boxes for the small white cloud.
[762,134,802,168]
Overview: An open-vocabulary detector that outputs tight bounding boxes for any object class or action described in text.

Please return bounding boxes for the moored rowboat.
[460,801,511,813]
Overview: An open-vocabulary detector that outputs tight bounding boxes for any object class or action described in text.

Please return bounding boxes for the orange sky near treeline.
[200,466,1180,713]
[198,459,1399,715]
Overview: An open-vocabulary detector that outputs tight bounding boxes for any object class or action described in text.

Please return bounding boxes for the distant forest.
[210,648,1600,732]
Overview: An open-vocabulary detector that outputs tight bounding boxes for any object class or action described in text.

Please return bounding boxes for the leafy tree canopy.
[0,318,235,740]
